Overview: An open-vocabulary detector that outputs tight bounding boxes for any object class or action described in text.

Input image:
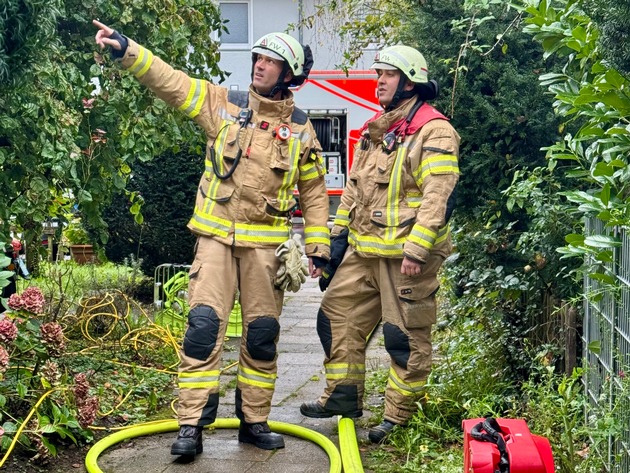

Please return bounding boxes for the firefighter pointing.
[93,21,330,456]
[301,45,460,443]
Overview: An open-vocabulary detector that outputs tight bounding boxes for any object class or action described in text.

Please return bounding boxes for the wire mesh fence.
[583,218,630,471]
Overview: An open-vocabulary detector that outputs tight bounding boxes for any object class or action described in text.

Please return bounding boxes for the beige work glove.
[274,233,308,292]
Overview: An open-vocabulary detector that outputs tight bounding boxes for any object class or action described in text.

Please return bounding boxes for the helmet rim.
[371,45,429,83]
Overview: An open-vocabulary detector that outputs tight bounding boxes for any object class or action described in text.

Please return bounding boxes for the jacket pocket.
[270,139,292,173]
[369,207,416,230]
[397,280,440,329]
[264,195,296,217]
[349,145,367,180]
[373,148,394,184]
[219,122,243,163]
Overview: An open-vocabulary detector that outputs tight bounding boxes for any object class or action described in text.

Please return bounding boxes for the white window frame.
[216,0,253,51]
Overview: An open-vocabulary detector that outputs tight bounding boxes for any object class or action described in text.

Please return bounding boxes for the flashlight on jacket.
[382,131,397,154]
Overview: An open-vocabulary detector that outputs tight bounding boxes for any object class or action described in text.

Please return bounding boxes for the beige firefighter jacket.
[118,40,330,260]
[331,97,460,263]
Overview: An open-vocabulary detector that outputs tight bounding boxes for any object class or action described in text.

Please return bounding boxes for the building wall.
[215,0,376,90]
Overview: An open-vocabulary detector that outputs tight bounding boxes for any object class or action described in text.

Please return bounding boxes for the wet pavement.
[93,271,389,473]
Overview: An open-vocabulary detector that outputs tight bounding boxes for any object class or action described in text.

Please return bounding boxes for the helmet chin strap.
[385,75,415,112]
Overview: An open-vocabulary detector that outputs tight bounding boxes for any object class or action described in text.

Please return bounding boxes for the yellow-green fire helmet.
[371,45,429,83]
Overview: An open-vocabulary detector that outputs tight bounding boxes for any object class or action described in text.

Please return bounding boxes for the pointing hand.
[92,19,122,51]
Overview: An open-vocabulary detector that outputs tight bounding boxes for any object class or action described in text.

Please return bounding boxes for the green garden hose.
[85,418,342,473]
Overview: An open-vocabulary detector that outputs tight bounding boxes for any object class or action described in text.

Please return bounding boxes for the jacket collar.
[367,97,418,141]
[248,86,294,120]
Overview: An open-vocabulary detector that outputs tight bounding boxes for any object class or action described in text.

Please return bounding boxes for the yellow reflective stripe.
[299,162,319,181]
[348,229,405,256]
[435,224,450,244]
[315,152,325,173]
[128,46,154,78]
[189,213,231,237]
[238,366,276,389]
[178,381,220,389]
[408,225,437,249]
[178,79,207,118]
[387,368,426,396]
[177,370,221,389]
[333,208,350,227]
[278,137,301,205]
[324,363,365,380]
[234,223,290,244]
[386,144,408,240]
[304,226,330,245]
[407,193,421,208]
[416,154,459,181]
[178,370,221,378]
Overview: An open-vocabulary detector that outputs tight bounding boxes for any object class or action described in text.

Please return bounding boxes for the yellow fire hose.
[338,417,365,473]
[85,418,346,473]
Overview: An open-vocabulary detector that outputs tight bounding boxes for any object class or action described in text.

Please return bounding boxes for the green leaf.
[41,424,56,434]
[40,436,57,456]
[565,233,585,245]
[587,340,601,354]
[593,163,614,177]
[17,381,27,399]
[584,235,621,248]
[589,272,616,285]
[599,183,610,206]
[2,421,17,433]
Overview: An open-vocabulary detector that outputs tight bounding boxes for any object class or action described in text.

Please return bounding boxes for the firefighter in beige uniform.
[93,21,330,455]
[301,45,460,443]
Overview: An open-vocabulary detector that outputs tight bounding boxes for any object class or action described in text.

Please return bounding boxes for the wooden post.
[563,303,577,375]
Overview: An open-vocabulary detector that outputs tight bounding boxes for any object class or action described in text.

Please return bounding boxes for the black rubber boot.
[368,420,398,444]
[170,425,203,456]
[238,421,285,450]
[300,400,362,419]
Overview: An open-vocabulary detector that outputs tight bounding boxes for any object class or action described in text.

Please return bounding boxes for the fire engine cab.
[292,70,380,218]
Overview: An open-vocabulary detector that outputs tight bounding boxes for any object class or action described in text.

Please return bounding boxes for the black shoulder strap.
[227,90,249,108]
[291,107,308,125]
[227,90,308,125]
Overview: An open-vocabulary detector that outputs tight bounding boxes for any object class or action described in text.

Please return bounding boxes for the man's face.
[252,54,286,95]
[376,68,412,109]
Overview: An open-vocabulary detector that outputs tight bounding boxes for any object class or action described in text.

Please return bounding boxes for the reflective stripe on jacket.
[331,97,460,262]
[119,40,330,259]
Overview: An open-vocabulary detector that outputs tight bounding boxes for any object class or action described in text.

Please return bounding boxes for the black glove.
[109,31,129,59]
[319,228,349,292]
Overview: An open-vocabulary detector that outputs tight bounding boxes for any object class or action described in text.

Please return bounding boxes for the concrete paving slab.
[91,276,386,473]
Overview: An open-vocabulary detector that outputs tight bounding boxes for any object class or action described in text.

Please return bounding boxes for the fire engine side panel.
[293,72,379,176]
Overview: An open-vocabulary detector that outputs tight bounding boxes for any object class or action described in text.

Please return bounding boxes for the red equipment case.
[462,418,555,473]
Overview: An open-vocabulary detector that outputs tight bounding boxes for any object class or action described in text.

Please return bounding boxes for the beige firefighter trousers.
[318,245,444,425]
[177,236,284,426]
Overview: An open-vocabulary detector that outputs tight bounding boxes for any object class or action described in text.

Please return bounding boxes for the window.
[219,2,250,49]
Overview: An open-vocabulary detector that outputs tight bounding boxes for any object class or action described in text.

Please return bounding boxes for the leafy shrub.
[103,150,201,276]
[0,286,96,461]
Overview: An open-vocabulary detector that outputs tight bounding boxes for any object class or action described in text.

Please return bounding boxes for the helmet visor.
[371,61,398,71]
[252,46,284,62]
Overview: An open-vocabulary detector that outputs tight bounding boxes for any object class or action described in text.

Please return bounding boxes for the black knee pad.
[316,308,332,358]
[246,317,280,361]
[383,322,410,369]
[183,305,220,361]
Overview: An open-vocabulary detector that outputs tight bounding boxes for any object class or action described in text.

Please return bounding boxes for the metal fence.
[583,218,630,471]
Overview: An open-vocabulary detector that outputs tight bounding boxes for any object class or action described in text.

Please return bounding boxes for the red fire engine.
[292,70,380,217]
